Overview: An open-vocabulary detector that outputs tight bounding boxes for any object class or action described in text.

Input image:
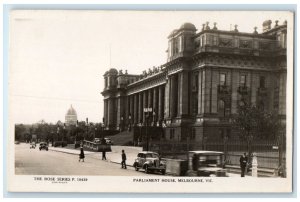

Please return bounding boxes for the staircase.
[107,130,134,146]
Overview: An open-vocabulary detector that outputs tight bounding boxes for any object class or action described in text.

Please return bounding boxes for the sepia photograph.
[7,9,294,193]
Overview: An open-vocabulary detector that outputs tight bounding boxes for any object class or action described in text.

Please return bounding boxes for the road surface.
[15,143,154,176]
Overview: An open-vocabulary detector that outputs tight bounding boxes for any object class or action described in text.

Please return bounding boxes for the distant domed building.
[65,105,77,126]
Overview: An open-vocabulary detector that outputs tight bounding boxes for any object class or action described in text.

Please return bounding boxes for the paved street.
[15,143,153,176]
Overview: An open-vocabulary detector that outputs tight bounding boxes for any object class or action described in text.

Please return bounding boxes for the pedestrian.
[192,154,198,171]
[239,152,248,177]
[102,151,106,160]
[79,147,85,162]
[121,149,127,169]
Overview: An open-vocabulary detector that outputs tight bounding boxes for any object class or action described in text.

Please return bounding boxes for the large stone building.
[101,20,286,148]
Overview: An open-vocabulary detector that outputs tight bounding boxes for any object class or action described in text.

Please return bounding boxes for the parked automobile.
[104,138,113,145]
[186,151,227,177]
[39,142,48,151]
[94,138,101,143]
[30,142,36,149]
[133,151,166,175]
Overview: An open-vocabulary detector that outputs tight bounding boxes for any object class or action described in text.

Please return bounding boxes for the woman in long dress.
[79,147,85,162]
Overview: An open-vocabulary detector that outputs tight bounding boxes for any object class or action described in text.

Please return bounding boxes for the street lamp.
[57,126,60,146]
[120,116,124,132]
[85,118,88,141]
[94,127,97,141]
[128,114,132,131]
[62,123,66,147]
[144,107,152,151]
[75,120,78,145]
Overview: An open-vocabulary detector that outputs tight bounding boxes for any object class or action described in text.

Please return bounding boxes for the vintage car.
[186,151,227,177]
[39,142,48,151]
[133,151,166,175]
[104,138,113,145]
[30,142,36,149]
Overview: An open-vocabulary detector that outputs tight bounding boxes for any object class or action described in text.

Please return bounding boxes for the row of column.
[127,85,165,125]
[165,71,189,119]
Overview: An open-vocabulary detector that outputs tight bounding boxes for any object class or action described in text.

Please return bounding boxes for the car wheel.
[135,164,139,171]
[145,165,149,173]
[161,170,166,175]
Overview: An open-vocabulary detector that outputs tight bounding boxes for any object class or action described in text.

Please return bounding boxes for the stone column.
[153,87,157,123]
[148,89,153,109]
[165,77,170,119]
[178,71,189,116]
[130,95,134,121]
[143,91,148,123]
[108,98,114,129]
[170,74,178,118]
[134,94,138,124]
[138,92,143,124]
[198,71,202,114]
[158,85,164,121]
[104,99,108,126]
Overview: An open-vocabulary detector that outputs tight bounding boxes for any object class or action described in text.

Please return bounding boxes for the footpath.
[49,146,273,177]
[48,145,142,167]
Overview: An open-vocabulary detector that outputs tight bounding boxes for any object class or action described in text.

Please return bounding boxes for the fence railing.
[82,140,111,152]
[147,140,285,169]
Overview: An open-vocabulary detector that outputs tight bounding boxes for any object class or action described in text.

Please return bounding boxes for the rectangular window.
[260,76,265,88]
[240,75,246,86]
[213,36,218,46]
[201,35,205,47]
[220,73,226,86]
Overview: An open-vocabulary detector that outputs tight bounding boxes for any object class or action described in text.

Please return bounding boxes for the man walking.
[102,151,106,160]
[121,150,127,169]
[240,152,248,177]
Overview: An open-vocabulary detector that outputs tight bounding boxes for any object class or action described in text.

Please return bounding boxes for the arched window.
[218,100,225,117]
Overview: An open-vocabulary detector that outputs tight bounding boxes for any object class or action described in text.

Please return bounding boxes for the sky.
[9,10,291,124]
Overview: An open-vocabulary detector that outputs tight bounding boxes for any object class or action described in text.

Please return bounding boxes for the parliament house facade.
[101,20,287,150]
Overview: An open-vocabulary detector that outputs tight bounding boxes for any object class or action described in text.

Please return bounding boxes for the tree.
[233,103,284,155]
[15,124,27,141]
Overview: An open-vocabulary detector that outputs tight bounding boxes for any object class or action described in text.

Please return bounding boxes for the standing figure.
[79,147,85,162]
[192,154,198,171]
[239,152,248,177]
[102,151,107,160]
[121,150,127,169]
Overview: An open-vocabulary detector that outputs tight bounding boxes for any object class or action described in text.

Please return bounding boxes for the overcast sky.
[9,10,290,124]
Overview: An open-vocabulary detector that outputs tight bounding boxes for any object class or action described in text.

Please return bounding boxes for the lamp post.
[75,120,78,145]
[120,116,124,132]
[85,118,88,141]
[62,123,65,147]
[144,107,152,151]
[128,114,132,131]
[56,126,60,146]
[94,127,97,141]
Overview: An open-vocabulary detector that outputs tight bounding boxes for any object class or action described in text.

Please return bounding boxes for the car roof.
[138,151,158,154]
[189,151,224,154]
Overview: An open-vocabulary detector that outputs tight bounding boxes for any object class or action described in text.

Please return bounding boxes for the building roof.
[66,105,77,116]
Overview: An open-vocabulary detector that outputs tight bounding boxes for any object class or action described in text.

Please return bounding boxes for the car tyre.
[145,165,149,174]
[135,164,139,171]
[161,170,166,175]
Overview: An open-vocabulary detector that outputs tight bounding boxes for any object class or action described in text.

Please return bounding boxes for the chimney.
[262,20,272,32]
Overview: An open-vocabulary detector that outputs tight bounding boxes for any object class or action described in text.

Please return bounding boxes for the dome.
[66,105,77,116]
[108,68,118,75]
[180,22,196,30]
